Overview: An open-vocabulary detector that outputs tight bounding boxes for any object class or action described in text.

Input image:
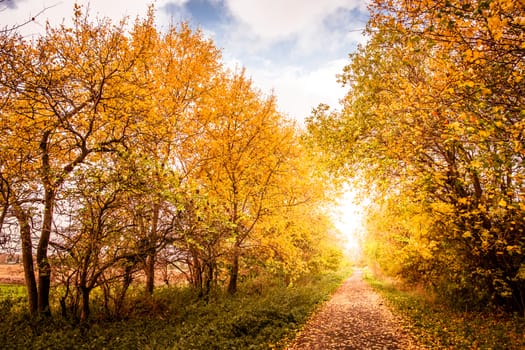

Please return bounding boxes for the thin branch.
[0,3,58,34]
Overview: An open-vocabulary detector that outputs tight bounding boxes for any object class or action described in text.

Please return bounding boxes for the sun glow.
[332,188,368,259]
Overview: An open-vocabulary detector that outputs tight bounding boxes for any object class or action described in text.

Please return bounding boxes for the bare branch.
[0,3,58,34]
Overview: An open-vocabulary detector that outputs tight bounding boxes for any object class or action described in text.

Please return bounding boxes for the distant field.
[0,264,24,285]
[0,264,25,299]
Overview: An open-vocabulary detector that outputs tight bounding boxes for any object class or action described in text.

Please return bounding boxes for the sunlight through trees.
[307,0,525,313]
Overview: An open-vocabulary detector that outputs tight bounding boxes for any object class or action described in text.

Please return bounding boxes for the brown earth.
[286,268,422,350]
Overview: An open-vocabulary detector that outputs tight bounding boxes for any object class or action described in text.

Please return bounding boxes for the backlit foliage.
[308,0,525,312]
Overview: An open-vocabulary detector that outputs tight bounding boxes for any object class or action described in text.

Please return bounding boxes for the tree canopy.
[307,0,525,313]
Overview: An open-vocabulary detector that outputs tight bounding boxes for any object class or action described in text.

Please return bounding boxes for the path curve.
[286,269,420,349]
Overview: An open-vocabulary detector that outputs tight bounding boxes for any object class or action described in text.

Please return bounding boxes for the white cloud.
[213,1,368,122]
[246,58,348,123]
[1,0,25,10]
[224,0,367,41]
[216,0,369,66]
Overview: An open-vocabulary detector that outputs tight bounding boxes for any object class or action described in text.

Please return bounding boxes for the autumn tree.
[308,0,525,312]
[0,5,156,315]
[126,18,222,295]
[167,185,229,296]
[52,157,137,321]
[185,71,307,294]
[257,200,342,284]
[247,133,340,282]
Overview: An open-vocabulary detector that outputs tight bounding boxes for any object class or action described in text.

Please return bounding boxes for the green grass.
[364,272,525,350]
[0,268,350,350]
[0,284,26,299]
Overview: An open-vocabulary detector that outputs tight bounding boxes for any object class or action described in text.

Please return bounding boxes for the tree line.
[0,5,341,320]
[307,0,524,313]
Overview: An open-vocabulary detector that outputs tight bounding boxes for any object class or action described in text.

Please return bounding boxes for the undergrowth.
[0,268,349,350]
[0,284,25,299]
[364,271,525,350]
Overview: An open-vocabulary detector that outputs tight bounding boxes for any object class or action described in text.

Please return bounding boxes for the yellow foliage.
[308,0,525,311]
[0,4,341,308]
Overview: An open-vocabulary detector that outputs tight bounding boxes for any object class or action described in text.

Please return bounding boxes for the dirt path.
[286,268,420,350]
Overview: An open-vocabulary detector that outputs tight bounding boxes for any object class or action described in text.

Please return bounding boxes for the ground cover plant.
[0,284,25,299]
[364,271,525,350]
[0,268,349,349]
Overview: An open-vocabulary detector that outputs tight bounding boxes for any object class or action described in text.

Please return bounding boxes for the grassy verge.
[0,268,350,350]
[364,272,525,350]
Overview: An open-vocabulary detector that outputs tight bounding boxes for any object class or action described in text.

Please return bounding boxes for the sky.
[0,0,369,123]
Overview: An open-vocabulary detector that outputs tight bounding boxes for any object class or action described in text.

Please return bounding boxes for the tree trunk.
[145,254,155,295]
[204,260,214,296]
[115,265,133,317]
[227,247,239,295]
[36,187,55,316]
[80,287,91,322]
[145,203,160,295]
[13,205,38,315]
[188,250,205,296]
